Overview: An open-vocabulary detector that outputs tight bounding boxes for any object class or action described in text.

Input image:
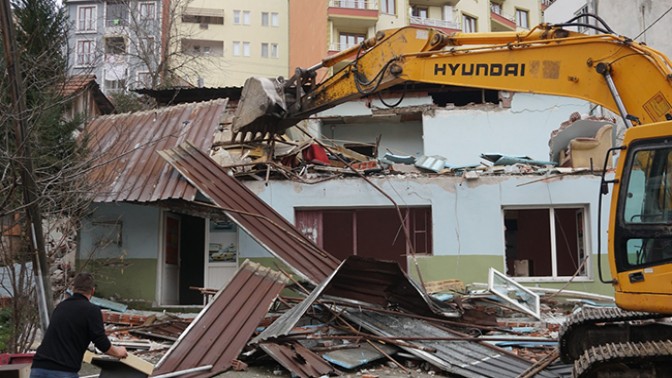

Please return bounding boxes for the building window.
[462,14,477,32]
[104,77,126,93]
[182,11,224,25]
[106,1,129,27]
[295,207,432,271]
[261,42,279,58]
[138,36,155,54]
[76,39,96,66]
[261,11,280,27]
[574,5,589,32]
[232,41,250,57]
[504,207,588,279]
[339,32,365,50]
[515,8,529,29]
[104,36,126,55]
[233,10,251,25]
[491,2,502,15]
[380,0,395,15]
[136,71,152,89]
[411,6,428,18]
[77,6,96,32]
[138,1,156,20]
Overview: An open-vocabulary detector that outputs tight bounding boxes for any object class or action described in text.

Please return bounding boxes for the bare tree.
[0,0,101,352]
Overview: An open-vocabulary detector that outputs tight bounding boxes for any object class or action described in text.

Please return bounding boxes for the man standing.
[30,272,127,377]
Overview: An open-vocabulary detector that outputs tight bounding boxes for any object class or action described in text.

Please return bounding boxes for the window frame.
[515,8,529,29]
[77,5,97,33]
[138,1,156,20]
[380,0,395,15]
[75,39,96,66]
[503,206,591,282]
[462,14,477,33]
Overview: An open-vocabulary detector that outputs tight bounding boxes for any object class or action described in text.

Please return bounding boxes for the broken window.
[105,36,126,55]
[504,207,588,279]
[295,207,432,271]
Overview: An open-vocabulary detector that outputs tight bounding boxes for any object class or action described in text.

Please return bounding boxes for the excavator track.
[559,307,669,363]
[574,340,672,377]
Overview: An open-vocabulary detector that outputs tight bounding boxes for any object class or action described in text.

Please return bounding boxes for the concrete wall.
[424,94,590,166]
[242,174,615,295]
[78,203,160,304]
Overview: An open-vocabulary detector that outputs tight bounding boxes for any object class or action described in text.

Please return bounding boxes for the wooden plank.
[83,351,154,376]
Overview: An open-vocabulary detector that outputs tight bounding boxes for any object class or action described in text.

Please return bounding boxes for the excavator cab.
[610,122,672,314]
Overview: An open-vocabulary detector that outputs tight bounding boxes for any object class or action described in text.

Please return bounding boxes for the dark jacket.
[32,293,111,372]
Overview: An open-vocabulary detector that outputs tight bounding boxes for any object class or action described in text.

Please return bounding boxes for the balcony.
[328,0,378,30]
[490,10,516,31]
[409,16,460,33]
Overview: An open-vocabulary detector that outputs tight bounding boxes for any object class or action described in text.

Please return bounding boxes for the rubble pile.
[97,259,614,378]
[210,124,575,186]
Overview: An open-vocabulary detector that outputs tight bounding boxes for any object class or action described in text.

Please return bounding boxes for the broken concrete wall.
[78,202,159,304]
[242,173,614,296]
[424,94,590,166]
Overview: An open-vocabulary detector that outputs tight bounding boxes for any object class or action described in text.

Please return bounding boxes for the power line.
[635,4,672,40]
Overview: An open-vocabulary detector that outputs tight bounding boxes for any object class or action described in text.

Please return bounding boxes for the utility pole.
[0,0,54,331]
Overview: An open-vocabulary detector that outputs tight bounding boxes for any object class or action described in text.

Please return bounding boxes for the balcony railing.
[328,42,360,52]
[409,16,459,30]
[329,0,377,10]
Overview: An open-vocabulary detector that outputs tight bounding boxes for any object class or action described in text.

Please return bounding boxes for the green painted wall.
[81,259,158,308]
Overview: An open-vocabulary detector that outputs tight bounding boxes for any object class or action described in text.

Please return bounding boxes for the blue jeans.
[30,367,79,378]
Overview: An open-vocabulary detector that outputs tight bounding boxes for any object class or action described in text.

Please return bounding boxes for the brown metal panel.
[84,99,228,203]
[260,342,336,378]
[151,260,288,378]
[158,142,340,284]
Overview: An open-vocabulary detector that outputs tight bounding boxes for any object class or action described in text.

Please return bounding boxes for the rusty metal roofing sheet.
[85,99,228,203]
[252,256,457,344]
[344,310,561,378]
[158,141,341,284]
[151,260,288,378]
[259,342,337,378]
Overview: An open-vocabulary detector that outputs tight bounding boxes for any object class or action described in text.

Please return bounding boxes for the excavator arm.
[233,23,672,137]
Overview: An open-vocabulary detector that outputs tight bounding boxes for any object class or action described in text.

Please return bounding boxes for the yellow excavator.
[233,14,672,377]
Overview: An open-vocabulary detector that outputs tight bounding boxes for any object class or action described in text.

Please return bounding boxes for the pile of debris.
[209,116,572,185]
[98,258,614,378]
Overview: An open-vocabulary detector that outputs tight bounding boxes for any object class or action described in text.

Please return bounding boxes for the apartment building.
[65,0,165,94]
[290,0,542,76]
[175,0,289,87]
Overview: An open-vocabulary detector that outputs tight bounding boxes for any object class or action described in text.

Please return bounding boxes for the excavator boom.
[233,24,672,137]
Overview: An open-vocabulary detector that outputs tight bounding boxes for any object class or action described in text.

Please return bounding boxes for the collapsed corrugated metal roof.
[85,98,229,203]
[259,342,337,378]
[252,256,459,345]
[344,310,561,378]
[158,141,341,284]
[151,260,288,378]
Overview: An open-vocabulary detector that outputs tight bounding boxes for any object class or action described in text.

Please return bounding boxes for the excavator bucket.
[232,77,288,136]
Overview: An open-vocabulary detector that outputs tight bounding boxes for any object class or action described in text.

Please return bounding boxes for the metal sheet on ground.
[322,342,397,369]
[344,309,561,378]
